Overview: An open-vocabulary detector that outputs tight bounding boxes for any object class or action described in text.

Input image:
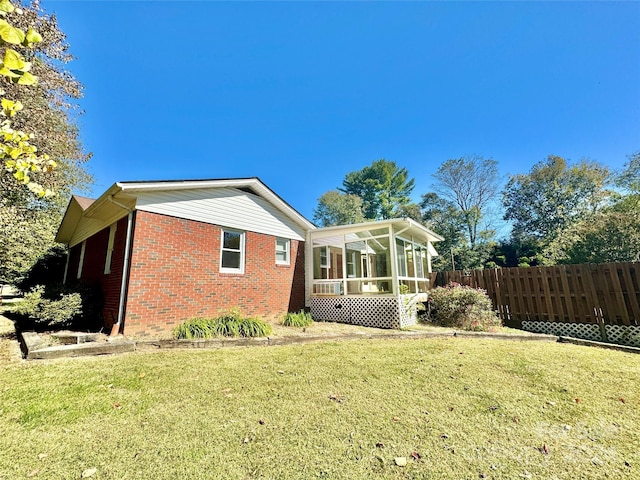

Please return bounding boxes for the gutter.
[108,195,134,336]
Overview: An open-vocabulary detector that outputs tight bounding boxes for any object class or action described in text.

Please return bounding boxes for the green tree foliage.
[0,0,90,285]
[340,159,415,220]
[313,190,365,227]
[502,155,612,265]
[617,151,639,194]
[543,152,640,265]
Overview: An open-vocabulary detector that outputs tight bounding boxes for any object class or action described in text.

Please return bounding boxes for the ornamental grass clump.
[174,311,272,339]
[427,282,501,332]
[281,310,313,327]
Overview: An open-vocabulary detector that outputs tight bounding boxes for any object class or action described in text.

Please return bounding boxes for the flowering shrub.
[427,282,501,332]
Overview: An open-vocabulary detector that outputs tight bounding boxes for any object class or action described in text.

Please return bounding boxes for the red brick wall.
[123,210,306,337]
[69,216,130,331]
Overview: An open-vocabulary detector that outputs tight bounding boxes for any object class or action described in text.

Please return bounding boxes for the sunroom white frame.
[305,218,443,328]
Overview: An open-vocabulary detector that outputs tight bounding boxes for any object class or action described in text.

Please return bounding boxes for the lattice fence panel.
[522,320,602,341]
[310,297,349,323]
[349,297,400,329]
[605,325,640,347]
[398,295,418,328]
[310,297,402,329]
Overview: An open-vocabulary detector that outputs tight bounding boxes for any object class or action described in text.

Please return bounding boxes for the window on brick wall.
[221,229,245,273]
[275,238,290,265]
[77,240,86,279]
[104,223,117,274]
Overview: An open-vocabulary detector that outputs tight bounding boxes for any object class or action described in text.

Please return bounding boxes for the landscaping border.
[16,327,640,361]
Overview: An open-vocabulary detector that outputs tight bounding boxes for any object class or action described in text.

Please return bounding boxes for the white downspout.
[108,195,134,336]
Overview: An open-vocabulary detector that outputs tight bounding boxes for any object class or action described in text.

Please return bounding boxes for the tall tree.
[431,155,499,248]
[313,190,365,227]
[420,192,495,271]
[0,0,90,285]
[502,155,612,265]
[340,159,415,220]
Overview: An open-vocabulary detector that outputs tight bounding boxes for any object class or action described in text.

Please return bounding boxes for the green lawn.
[0,338,638,479]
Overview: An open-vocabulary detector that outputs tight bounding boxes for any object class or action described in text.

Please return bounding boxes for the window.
[104,223,117,274]
[220,229,245,273]
[275,238,290,265]
[77,241,86,279]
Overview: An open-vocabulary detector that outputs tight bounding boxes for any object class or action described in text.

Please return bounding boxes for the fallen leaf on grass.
[37,453,47,460]
[113,403,122,410]
[27,469,39,477]
[328,394,344,403]
[411,451,421,460]
[574,398,581,403]
[394,457,407,467]
[81,467,97,478]
[392,416,400,422]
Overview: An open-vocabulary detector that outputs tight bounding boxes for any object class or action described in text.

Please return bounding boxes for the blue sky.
[43,1,639,223]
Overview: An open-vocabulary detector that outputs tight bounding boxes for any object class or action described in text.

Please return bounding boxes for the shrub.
[14,286,82,325]
[427,282,501,332]
[282,310,313,327]
[174,311,272,339]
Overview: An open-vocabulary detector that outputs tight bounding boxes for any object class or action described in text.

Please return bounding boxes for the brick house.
[56,178,442,337]
[56,178,314,336]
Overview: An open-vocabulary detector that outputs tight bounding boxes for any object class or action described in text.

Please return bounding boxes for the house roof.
[310,217,444,243]
[56,177,315,246]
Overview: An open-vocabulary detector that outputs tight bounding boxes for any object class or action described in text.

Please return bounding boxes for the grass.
[282,310,314,327]
[173,314,272,339]
[0,338,638,479]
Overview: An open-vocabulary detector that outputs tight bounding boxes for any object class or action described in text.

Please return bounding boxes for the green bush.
[174,311,272,339]
[427,282,501,332]
[14,286,83,325]
[281,310,313,327]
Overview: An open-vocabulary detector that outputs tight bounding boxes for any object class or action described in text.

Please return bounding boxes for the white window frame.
[77,240,86,279]
[104,223,117,274]
[220,229,245,274]
[275,237,290,265]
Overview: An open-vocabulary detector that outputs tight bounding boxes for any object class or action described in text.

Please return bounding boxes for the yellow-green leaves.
[0,18,24,45]
[0,0,51,197]
[0,0,14,16]
[24,28,42,46]
[1,98,22,116]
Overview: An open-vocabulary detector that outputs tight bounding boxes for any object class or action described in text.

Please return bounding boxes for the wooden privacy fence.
[430,263,640,337]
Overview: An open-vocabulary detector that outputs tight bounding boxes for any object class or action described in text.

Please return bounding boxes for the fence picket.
[428,262,639,327]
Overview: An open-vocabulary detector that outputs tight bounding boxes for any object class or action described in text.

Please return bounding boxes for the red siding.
[123,211,305,337]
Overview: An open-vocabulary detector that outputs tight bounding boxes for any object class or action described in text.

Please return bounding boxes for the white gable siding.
[134,187,306,240]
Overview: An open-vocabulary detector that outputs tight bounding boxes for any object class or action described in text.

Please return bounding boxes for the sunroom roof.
[310,218,444,243]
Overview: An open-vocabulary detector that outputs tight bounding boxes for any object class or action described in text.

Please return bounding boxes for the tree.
[431,155,499,249]
[420,192,466,270]
[543,151,640,265]
[313,190,365,227]
[0,0,55,198]
[502,155,612,264]
[0,0,90,285]
[340,159,415,220]
[617,151,639,194]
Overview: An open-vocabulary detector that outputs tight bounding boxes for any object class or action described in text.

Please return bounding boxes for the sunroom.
[307,218,443,328]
